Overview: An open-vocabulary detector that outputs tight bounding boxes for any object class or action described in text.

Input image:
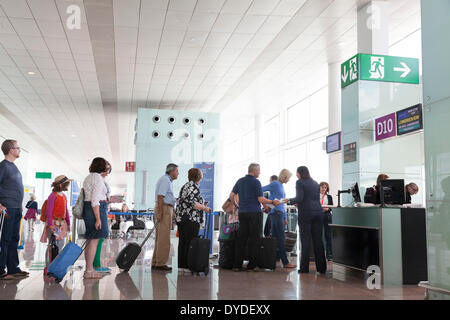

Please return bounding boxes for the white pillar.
[357,1,389,54]
[328,62,342,198]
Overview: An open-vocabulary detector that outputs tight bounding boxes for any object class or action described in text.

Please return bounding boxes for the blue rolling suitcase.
[47,241,85,282]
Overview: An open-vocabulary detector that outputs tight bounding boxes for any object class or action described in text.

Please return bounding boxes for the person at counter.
[364,173,389,204]
[319,182,333,261]
[288,166,326,274]
[405,182,419,204]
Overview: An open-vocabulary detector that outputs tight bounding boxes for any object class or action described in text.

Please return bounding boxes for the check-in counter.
[331,206,427,285]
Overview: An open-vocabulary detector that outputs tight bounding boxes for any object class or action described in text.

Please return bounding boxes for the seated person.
[364,174,389,204]
[405,182,419,204]
[119,204,134,238]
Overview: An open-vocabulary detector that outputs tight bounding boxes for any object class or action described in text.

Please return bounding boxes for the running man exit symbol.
[370,56,384,79]
[350,57,358,81]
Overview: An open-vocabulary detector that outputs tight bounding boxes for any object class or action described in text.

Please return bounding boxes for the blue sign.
[194,162,215,254]
[71,181,80,207]
[194,162,215,211]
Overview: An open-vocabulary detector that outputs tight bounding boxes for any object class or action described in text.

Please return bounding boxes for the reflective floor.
[0,222,426,300]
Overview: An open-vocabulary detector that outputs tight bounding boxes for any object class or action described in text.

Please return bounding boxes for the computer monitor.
[380,179,405,205]
[326,132,341,153]
[351,182,362,203]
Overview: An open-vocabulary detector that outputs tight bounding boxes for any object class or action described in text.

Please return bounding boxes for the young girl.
[40,175,72,267]
[24,194,38,231]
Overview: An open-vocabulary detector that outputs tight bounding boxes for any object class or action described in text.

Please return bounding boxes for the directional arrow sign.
[394,62,411,78]
[341,54,419,88]
[360,54,419,84]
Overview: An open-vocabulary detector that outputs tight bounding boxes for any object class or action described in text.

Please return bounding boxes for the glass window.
[287,100,310,142]
[264,115,280,152]
[308,136,329,184]
[309,87,328,132]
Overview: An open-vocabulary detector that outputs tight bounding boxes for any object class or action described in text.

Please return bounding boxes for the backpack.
[40,200,48,222]
[72,188,85,219]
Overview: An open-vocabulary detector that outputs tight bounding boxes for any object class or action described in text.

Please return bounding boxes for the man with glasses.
[0,140,29,280]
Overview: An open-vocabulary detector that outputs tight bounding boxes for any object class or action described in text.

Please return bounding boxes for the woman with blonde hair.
[261,168,296,269]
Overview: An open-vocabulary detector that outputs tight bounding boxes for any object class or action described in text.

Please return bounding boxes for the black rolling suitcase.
[187,212,211,275]
[257,237,277,271]
[219,240,234,269]
[116,223,156,272]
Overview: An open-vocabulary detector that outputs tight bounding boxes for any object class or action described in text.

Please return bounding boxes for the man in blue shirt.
[262,169,296,269]
[152,163,178,271]
[0,139,28,280]
[229,163,280,271]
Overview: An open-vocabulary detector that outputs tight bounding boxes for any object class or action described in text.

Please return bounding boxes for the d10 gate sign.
[375,113,396,141]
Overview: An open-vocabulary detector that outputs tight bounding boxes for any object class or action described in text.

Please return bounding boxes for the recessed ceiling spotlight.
[27,71,36,75]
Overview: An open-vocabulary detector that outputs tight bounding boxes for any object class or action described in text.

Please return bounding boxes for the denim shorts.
[83,201,109,239]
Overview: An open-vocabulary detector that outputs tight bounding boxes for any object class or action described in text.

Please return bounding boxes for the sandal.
[283,263,297,269]
[83,270,103,279]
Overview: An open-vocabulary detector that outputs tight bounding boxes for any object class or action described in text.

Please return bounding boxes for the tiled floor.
[0,223,426,300]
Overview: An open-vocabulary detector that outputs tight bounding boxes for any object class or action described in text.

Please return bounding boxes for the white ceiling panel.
[226,33,253,48]
[258,16,291,34]
[247,0,281,15]
[35,20,66,38]
[140,9,166,29]
[1,0,33,19]
[113,0,140,28]
[212,14,243,32]
[195,0,226,13]
[165,11,191,30]
[235,15,267,33]
[10,18,41,36]
[27,0,61,21]
[188,12,218,31]
[221,0,253,14]
[168,0,197,12]
[272,0,307,16]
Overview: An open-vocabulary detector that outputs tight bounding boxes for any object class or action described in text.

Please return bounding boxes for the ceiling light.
[27,71,36,75]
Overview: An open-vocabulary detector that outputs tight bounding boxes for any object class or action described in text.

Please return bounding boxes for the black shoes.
[152,265,172,271]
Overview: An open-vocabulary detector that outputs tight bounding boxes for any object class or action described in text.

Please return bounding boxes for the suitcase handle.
[139,220,158,248]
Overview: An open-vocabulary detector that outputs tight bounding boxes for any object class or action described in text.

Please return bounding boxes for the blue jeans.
[270,211,289,266]
[0,208,22,275]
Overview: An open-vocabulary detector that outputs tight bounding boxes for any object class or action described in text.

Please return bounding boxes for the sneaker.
[94,267,112,273]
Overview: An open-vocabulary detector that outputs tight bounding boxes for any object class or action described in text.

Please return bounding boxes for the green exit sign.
[341,53,419,88]
[36,172,52,179]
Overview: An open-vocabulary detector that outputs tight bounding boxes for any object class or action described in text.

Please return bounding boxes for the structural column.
[328,62,342,198]
[357,0,389,55]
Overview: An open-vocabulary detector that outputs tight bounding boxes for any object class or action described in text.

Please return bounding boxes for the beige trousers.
[152,204,173,267]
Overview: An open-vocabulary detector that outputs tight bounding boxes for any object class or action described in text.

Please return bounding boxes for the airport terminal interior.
[0,0,449,301]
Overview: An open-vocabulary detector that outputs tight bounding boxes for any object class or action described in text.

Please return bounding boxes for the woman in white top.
[82,157,110,279]
[319,181,333,261]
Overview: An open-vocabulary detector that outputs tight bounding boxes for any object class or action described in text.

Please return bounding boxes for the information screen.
[397,103,423,135]
[326,132,341,153]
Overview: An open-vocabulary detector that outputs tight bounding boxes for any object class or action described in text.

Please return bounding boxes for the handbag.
[218,222,239,242]
[72,188,85,219]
